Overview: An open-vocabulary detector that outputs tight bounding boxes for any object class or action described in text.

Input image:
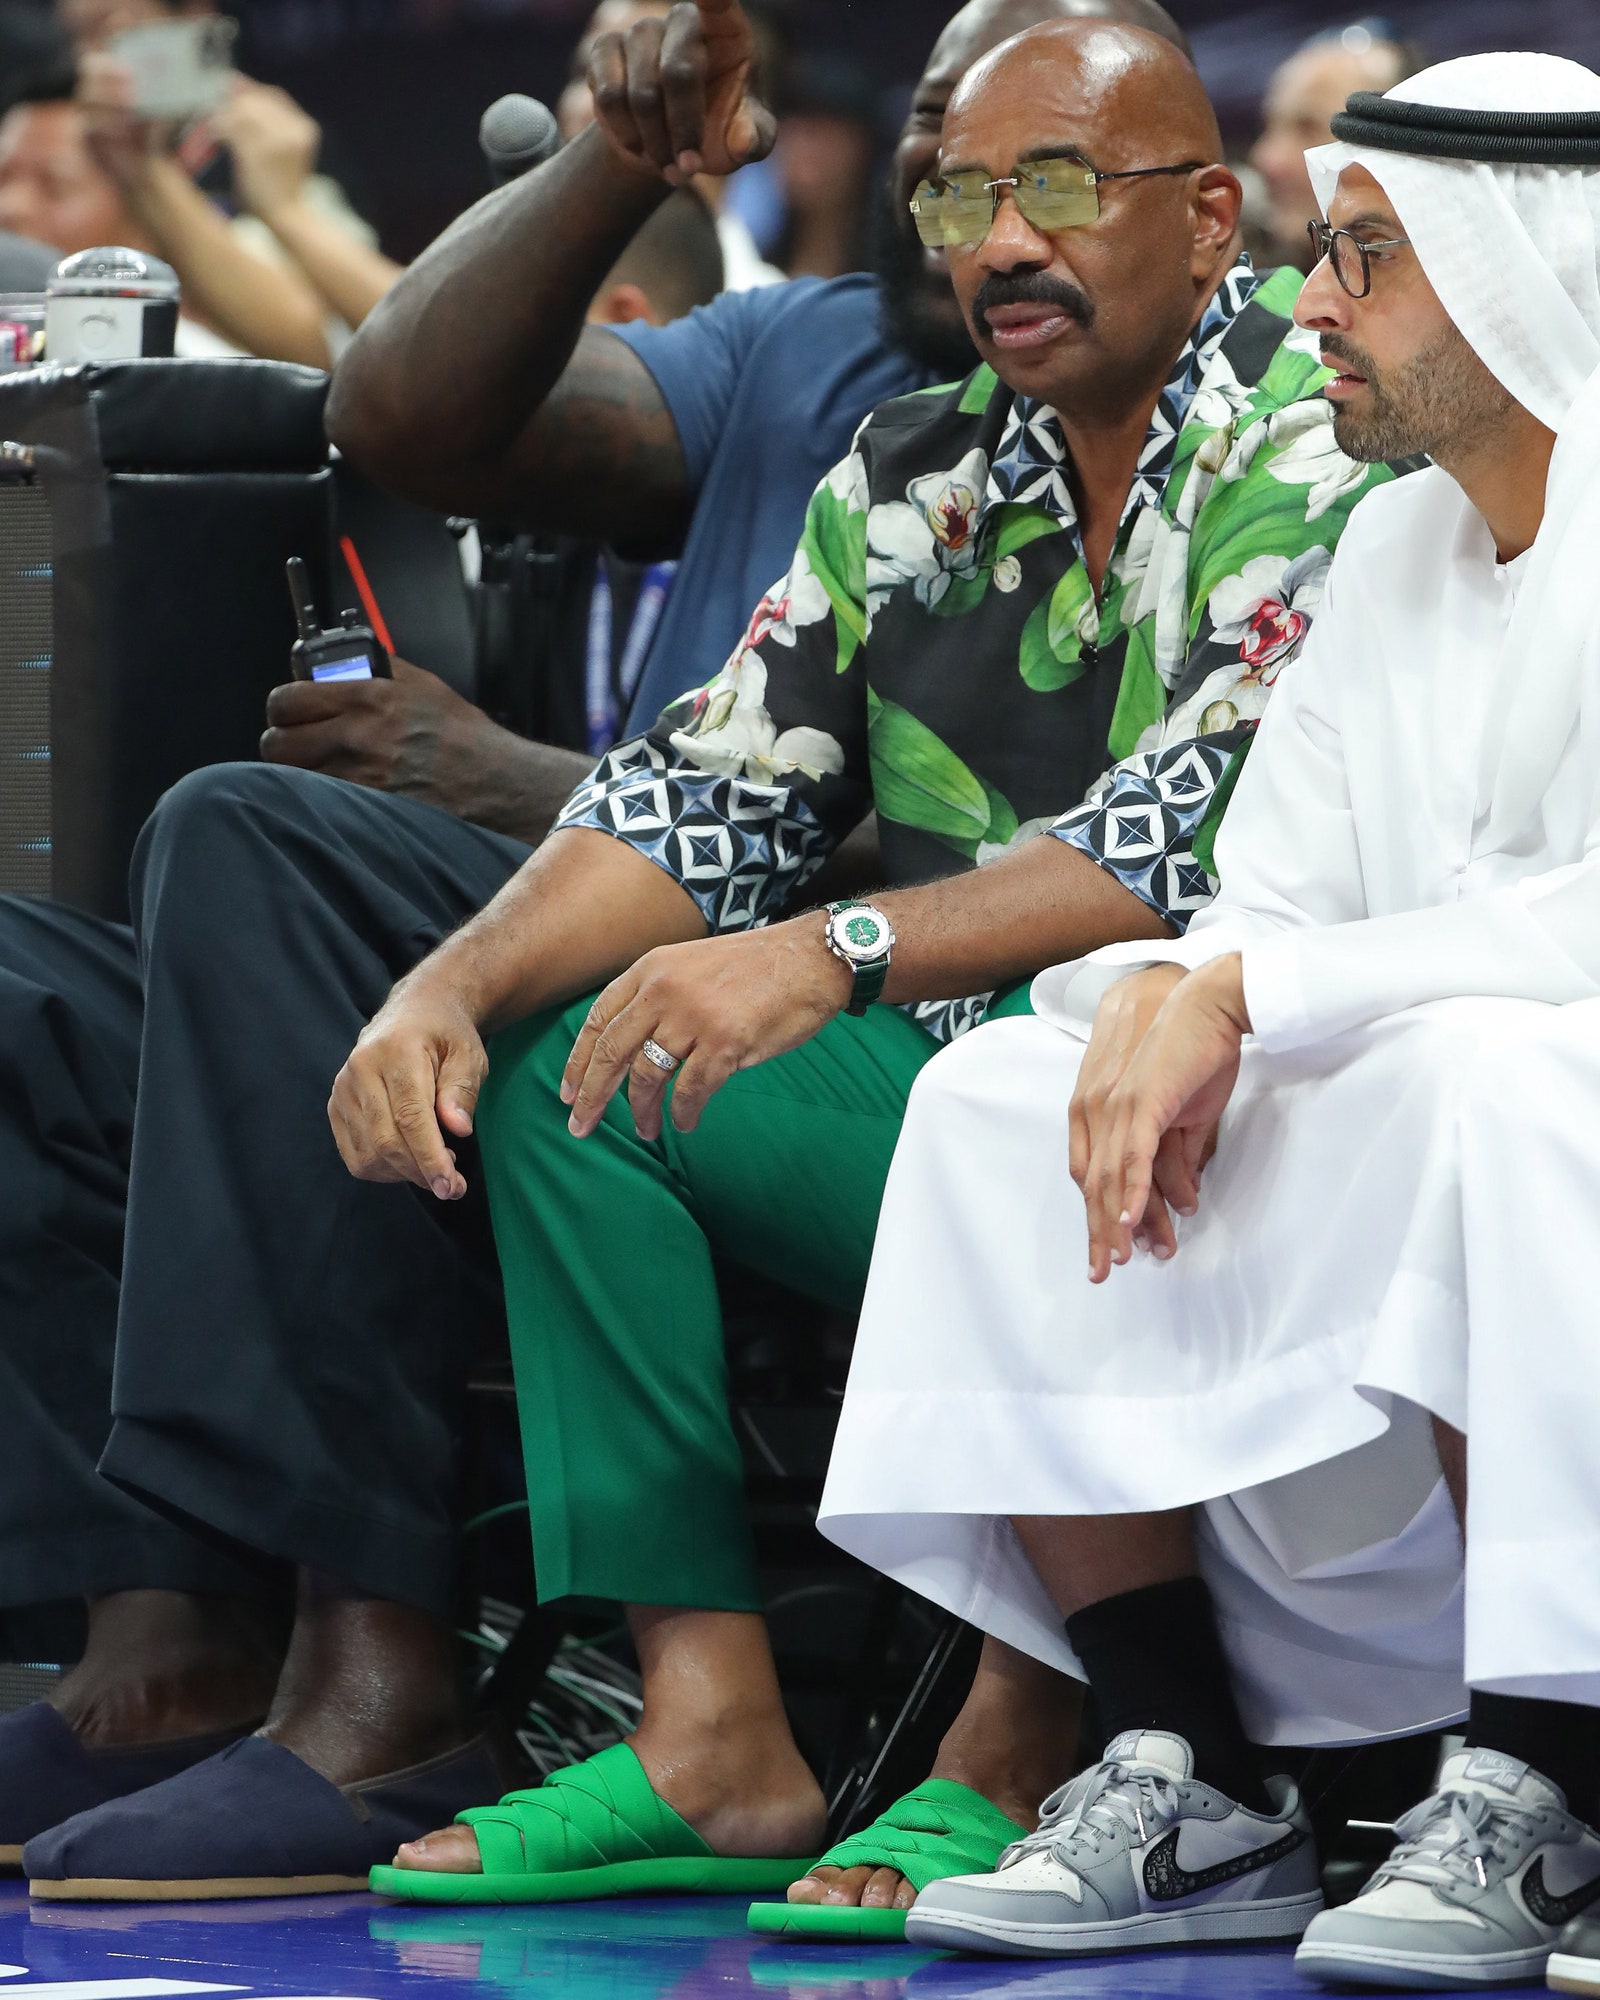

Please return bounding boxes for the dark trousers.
[0,764,531,1617]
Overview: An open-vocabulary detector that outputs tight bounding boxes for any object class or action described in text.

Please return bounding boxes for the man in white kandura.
[819,52,1600,1994]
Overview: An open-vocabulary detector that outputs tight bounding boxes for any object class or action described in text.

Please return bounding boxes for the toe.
[861,1867,907,1909]
[393,1824,483,1873]
[787,1865,839,1905]
[820,1864,875,1907]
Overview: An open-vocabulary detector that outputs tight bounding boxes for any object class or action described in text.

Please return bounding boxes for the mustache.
[1320,333,1379,380]
[971,270,1094,335]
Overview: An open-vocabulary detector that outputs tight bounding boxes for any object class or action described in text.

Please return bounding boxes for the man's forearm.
[408,826,708,1033]
[325,124,671,515]
[874,836,1175,1005]
[447,732,594,844]
[258,197,403,332]
[130,157,332,368]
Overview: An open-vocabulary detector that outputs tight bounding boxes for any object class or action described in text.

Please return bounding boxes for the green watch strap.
[847,953,890,1014]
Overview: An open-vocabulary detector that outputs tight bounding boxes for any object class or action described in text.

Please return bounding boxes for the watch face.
[833,907,891,963]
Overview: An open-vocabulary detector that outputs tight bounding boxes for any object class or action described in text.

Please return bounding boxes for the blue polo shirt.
[609,271,936,728]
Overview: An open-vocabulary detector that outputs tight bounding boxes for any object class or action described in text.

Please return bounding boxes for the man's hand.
[212,80,320,222]
[77,50,176,190]
[1073,954,1251,1283]
[562,918,854,1142]
[591,0,776,186]
[329,974,485,1201]
[261,658,519,818]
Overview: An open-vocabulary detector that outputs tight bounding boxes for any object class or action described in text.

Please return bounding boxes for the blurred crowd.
[0,0,1431,369]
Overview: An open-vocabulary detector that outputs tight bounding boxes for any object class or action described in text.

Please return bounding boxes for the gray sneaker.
[902,1729,1322,1958]
[1296,1749,1600,1990]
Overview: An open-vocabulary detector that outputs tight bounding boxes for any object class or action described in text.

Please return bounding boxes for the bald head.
[947,19,1222,165]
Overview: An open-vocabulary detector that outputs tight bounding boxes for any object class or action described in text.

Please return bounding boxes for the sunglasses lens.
[910,184,949,248]
[1015,159,1099,231]
[910,176,994,247]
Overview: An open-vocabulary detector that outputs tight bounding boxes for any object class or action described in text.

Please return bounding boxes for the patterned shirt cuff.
[1048,739,1232,934]
[553,736,834,934]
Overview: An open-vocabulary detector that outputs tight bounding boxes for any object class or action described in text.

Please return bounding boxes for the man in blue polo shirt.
[0,0,1190,1900]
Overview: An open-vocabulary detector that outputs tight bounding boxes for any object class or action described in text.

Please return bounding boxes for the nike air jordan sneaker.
[903,1730,1322,1958]
[1296,1749,1600,1990]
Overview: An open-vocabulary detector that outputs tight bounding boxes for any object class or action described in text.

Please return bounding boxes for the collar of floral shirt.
[979,255,1259,540]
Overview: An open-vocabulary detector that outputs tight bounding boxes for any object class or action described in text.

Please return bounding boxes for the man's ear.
[589,281,663,328]
[1191,165,1244,275]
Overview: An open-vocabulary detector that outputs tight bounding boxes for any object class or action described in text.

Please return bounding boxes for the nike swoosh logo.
[1143,1824,1307,1903]
[1522,1855,1600,1927]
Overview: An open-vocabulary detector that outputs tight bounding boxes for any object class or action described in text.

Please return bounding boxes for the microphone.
[479,94,562,186]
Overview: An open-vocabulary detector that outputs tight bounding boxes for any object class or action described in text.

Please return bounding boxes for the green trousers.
[479,985,1033,1612]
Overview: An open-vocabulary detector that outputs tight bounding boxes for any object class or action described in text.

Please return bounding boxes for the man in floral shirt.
[338,19,1410,1913]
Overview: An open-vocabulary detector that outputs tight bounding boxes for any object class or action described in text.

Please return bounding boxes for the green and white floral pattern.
[557,259,1412,1027]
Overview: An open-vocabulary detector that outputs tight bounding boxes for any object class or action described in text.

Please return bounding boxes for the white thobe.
[819,463,1600,1744]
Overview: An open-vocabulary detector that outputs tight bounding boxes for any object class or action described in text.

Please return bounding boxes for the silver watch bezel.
[825,903,896,968]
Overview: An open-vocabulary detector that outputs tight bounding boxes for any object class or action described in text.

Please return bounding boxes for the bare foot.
[786,1635,1083,1909]
[258,1575,467,1788]
[51,1590,285,1749]
[394,1606,826,1873]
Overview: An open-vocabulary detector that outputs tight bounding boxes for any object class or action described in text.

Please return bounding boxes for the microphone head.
[480,95,561,185]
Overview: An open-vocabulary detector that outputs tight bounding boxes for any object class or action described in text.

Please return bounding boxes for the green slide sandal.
[369,1742,820,1906]
[746,1780,1027,1943]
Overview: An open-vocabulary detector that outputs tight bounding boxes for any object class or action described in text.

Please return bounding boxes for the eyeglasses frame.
[910,156,1206,249]
[1306,219,1412,299]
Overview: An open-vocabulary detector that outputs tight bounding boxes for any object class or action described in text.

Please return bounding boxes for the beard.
[1327,321,1516,464]
[871,180,980,382]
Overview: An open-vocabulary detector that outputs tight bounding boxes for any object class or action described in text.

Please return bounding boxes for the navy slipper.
[0,1703,258,1867]
[24,1732,504,1902]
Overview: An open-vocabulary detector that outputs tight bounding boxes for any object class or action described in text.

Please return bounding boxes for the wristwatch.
[824,900,896,1016]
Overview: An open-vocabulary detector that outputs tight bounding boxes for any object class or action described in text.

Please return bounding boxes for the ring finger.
[626,1028,690,1141]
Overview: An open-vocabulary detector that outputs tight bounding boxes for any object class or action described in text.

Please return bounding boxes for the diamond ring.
[641,1038,681,1074]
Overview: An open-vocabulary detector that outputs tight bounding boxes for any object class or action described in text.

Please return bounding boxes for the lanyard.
[586,559,676,756]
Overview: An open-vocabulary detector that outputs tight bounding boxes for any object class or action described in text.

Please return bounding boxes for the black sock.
[1064,1576,1270,1812]
[1467,1691,1600,1824]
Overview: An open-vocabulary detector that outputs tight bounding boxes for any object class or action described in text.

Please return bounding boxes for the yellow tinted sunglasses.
[910,155,1205,249]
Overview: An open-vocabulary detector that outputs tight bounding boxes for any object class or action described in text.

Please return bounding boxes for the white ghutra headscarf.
[1307,53,1600,847]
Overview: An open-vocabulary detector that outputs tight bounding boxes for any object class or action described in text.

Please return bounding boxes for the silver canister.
[45,247,181,364]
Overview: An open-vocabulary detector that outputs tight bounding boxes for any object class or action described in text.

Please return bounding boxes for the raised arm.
[324,0,775,539]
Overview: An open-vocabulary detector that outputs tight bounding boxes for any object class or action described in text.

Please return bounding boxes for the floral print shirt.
[555,261,1407,1039]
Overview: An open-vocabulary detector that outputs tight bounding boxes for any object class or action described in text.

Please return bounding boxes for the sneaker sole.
[905,1889,1324,1958]
[1295,1938,1553,1989]
[1550,1950,1600,1994]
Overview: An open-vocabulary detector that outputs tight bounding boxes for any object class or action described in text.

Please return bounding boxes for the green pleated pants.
[478,984,1033,1612]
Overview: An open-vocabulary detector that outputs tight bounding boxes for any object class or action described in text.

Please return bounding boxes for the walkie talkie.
[286,556,391,683]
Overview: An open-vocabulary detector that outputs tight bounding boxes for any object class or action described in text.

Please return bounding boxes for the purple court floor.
[0,1885,1551,2000]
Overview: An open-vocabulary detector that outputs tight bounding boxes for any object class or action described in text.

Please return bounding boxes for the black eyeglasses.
[1307,220,1411,299]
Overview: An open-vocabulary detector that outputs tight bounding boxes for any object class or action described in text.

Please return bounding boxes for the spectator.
[0,80,233,351]
[63,0,387,363]
[71,52,334,364]
[1250,20,1415,268]
[557,0,784,289]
